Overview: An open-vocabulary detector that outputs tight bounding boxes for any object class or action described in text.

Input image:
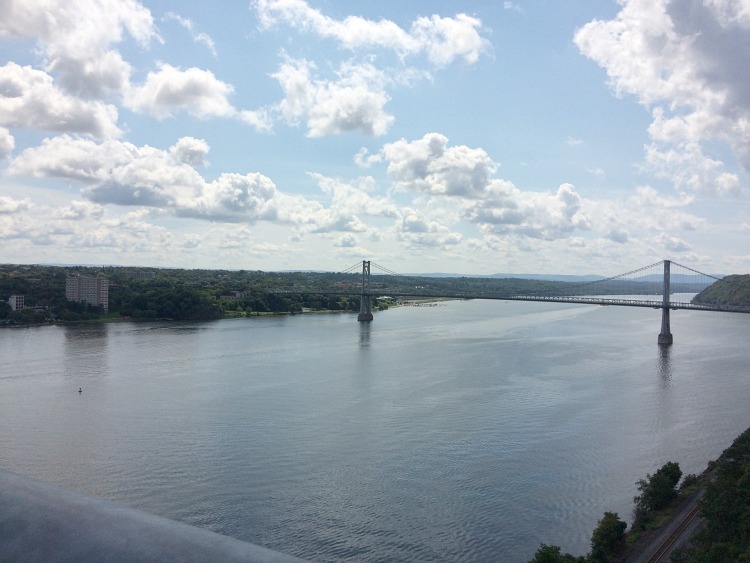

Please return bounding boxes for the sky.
[1,0,749,275]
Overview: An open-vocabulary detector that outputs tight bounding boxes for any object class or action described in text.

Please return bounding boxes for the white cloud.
[183,173,278,222]
[164,12,217,56]
[0,127,14,158]
[55,200,105,220]
[10,136,160,183]
[382,133,497,197]
[337,233,358,247]
[7,135,374,233]
[169,137,209,167]
[575,0,750,190]
[397,207,462,247]
[310,173,399,219]
[376,134,598,243]
[272,58,394,137]
[411,13,490,66]
[353,147,382,168]
[0,0,159,98]
[0,63,121,137]
[659,233,692,253]
[125,63,236,119]
[464,182,591,241]
[238,109,275,133]
[629,185,694,208]
[254,0,490,66]
[0,195,32,214]
[643,142,741,196]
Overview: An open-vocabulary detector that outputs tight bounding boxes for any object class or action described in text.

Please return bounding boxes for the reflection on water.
[657,345,672,387]
[358,321,371,348]
[64,324,109,381]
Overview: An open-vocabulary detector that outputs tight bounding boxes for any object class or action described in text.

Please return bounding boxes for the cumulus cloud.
[310,173,399,219]
[397,208,462,247]
[11,135,208,207]
[0,195,32,214]
[337,233,358,247]
[182,173,278,222]
[0,0,158,98]
[464,182,591,241]
[125,63,236,119]
[7,135,380,233]
[575,0,750,193]
[643,141,741,196]
[0,63,120,137]
[375,134,595,242]
[383,133,497,197]
[254,0,490,66]
[169,136,209,167]
[55,200,105,220]
[272,58,394,136]
[0,127,14,158]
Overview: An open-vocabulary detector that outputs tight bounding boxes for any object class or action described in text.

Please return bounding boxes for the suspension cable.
[370,262,403,276]
[565,260,665,290]
[339,262,363,275]
[670,261,723,281]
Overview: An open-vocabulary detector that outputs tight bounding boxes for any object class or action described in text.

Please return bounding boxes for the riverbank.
[532,425,750,562]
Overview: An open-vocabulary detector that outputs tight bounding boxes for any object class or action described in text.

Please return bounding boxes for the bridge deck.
[271,289,750,314]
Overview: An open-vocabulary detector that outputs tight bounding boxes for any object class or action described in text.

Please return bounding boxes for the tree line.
[0,264,369,324]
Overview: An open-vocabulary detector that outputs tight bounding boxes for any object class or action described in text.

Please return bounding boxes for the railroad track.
[643,503,701,562]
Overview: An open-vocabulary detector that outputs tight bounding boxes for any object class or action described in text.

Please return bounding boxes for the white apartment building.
[8,294,24,311]
[65,274,109,312]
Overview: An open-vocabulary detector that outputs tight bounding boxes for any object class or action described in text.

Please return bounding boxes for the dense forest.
[692,274,750,308]
[675,426,750,561]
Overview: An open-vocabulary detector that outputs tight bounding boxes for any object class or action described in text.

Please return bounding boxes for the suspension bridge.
[274,259,749,345]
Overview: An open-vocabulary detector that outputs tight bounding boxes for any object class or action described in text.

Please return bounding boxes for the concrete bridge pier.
[658,260,673,346]
[358,260,373,322]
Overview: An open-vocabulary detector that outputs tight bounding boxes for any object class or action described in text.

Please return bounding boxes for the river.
[1,297,749,561]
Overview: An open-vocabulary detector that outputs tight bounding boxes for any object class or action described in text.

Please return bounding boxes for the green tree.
[589,511,627,562]
[528,543,585,563]
[633,461,682,525]
[679,427,750,561]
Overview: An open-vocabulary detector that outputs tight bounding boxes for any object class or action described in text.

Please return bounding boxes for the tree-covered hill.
[692,274,750,308]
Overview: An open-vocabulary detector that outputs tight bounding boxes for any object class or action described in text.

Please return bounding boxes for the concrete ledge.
[0,469,307,562]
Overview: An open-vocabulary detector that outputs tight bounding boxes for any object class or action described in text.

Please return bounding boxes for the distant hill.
[693,274,750,307]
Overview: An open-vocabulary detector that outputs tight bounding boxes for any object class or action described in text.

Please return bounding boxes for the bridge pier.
[358,260,373,322]
[658,260,673,346]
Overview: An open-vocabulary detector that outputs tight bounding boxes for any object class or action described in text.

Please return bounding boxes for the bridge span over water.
[274,259,749,346]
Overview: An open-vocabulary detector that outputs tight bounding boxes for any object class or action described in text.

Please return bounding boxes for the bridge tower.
[358,260,373,322]
[658,259,673,346]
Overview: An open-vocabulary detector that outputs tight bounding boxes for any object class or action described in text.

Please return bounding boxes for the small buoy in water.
[78,387,82,393]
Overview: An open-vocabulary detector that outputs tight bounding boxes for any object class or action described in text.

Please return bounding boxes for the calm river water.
[1,298,749,561]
